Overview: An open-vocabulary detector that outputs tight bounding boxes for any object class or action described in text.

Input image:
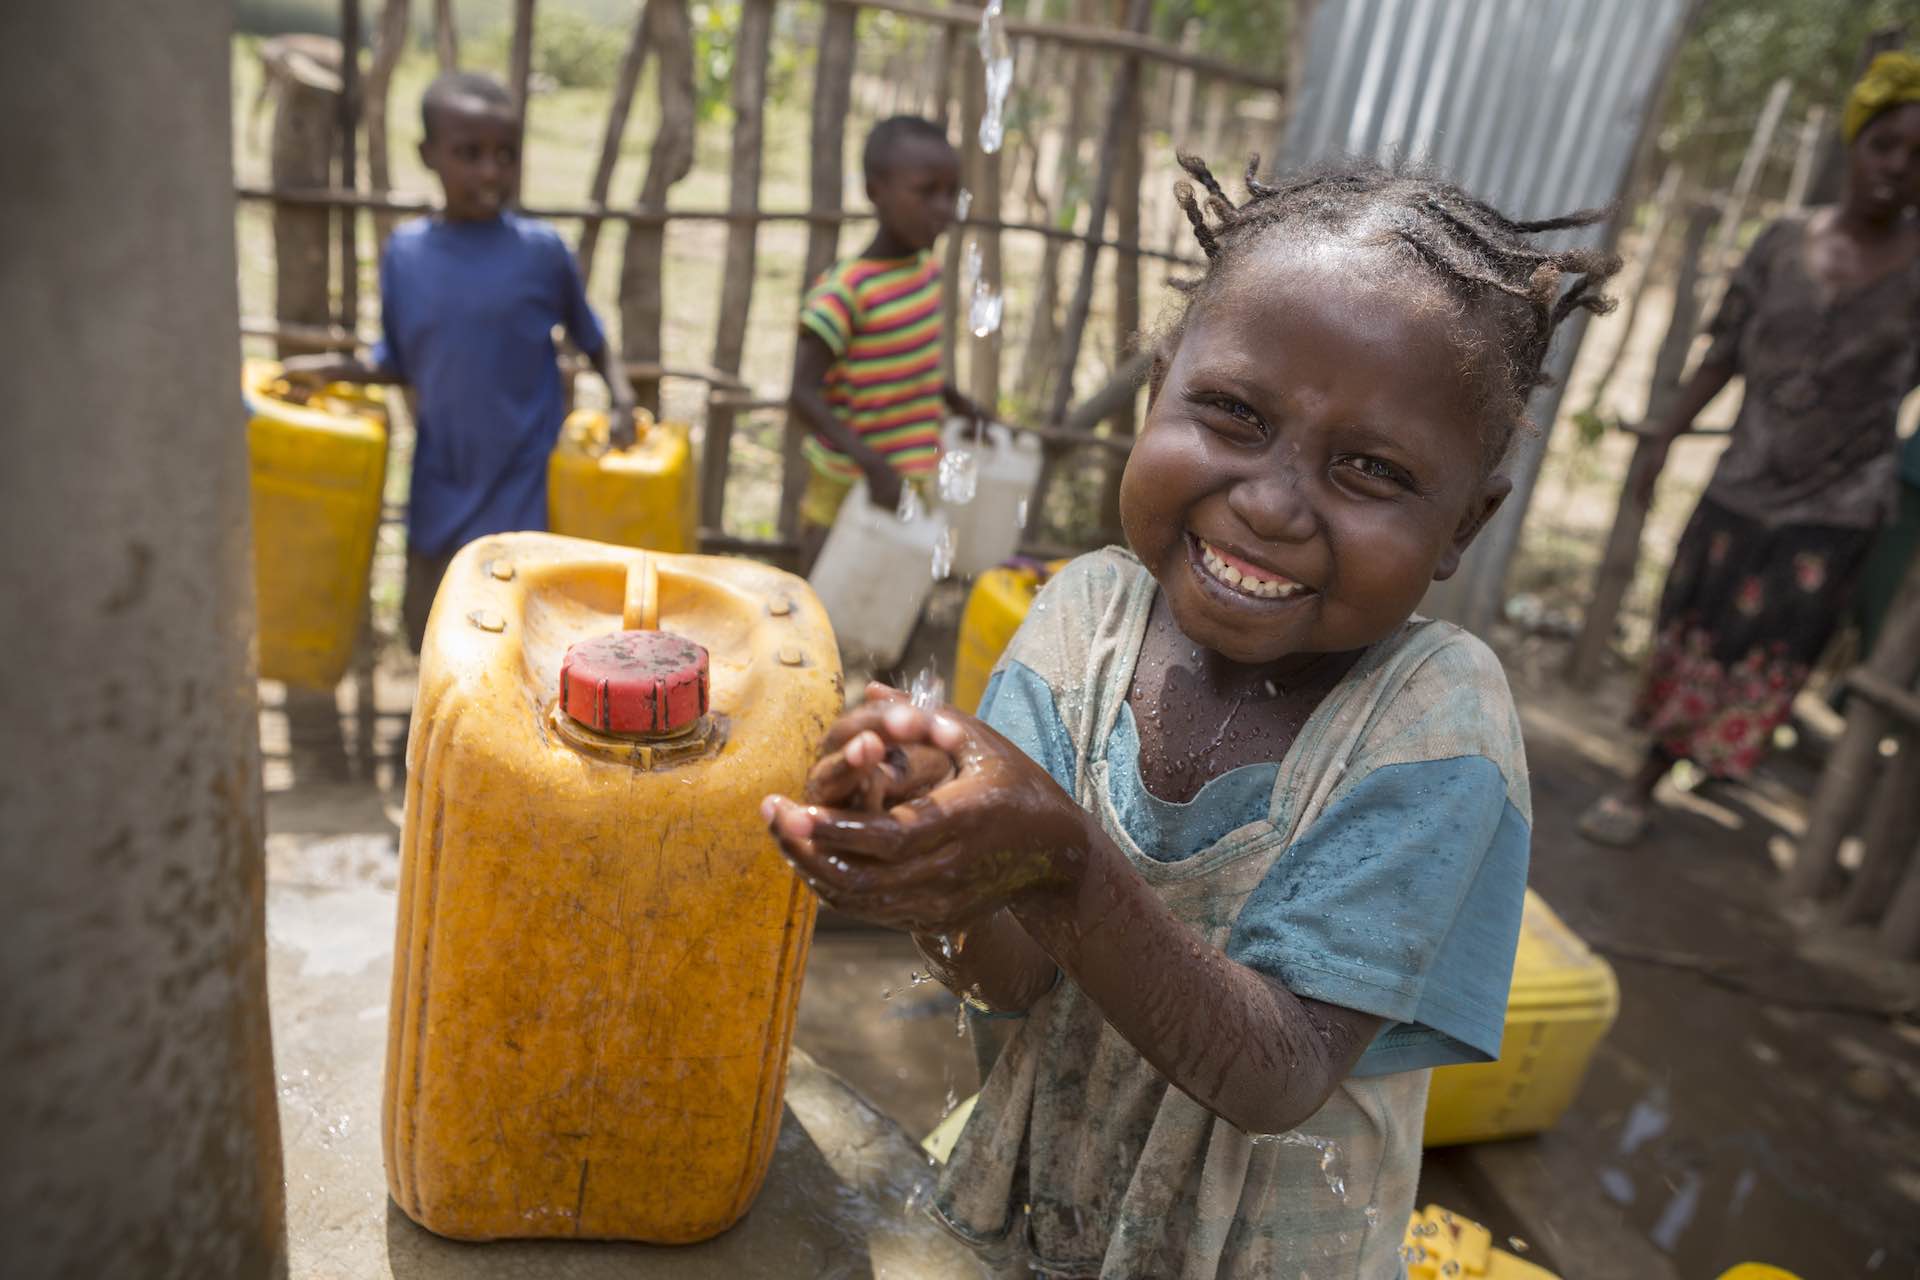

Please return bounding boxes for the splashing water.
[895,483,924,523]
[1249,1131,1349,1202]
[976,0,1013,154]
[956,187,973,221]
[964,238,984,290]
[910,664,946,710]
[955,1002,969,1037]
[938,449,978,505]
[882,970,936,1000]
[1016,496,1029,529]
[931,525,957,580]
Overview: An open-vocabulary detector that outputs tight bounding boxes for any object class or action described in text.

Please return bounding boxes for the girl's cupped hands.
[762,683,1089,934]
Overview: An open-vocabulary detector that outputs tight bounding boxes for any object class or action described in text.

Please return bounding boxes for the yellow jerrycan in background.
[952,558,1069,713]
[548,407,699,553]
[242,358,388,689]
[385,533,841,1242]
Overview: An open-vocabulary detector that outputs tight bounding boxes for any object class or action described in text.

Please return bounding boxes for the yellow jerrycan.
[242,358,388,688]
[548,407,699,553]
[1423,890,1618,1146]
[952,558,1069,713]
[385,532,841,1241]
[1402,1204,1558,1278]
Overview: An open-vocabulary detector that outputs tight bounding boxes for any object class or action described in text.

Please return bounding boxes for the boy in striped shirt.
[789,116,989,567]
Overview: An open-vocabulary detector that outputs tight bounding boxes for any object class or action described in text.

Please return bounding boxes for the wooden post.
[964,37,1004,413]
[618,0,696,418]
[1098,63,1144,530]
[941,28,967,383]
[364,0,410,248]
[703,0,774,537]
[1581,163,1682,420]
[576,3,654,288]
[1048,0,1153,424]
[1791,558,1920,898]
[508,0,536,203]
[1880,833,1920,959]
[1699,77,1789,319]
[434,0,460,70]
[1784,106,1825,211]
[786,0,858,540]
[1015,26,1092,411]
[270,52,339,358]
[1840,732,1920,925]
[1564,203,1715,689]
[337,0,361,332]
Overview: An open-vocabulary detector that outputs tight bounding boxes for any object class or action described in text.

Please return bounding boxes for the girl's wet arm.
[1010,819,1383,1137]
[913,910,1056,1013]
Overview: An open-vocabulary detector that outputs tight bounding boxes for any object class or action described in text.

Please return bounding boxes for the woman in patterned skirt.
[1580,53,1920,846]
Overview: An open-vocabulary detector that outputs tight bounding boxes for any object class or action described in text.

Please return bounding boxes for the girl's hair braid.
[1159,155,1622,470]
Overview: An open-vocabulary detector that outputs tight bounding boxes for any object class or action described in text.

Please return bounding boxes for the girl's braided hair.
[1165,153,1623,470]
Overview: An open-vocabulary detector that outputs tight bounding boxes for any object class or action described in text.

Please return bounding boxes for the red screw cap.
[558,630,709,736]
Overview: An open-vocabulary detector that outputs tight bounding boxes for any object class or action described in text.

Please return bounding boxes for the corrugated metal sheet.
[1281,0,1694,631]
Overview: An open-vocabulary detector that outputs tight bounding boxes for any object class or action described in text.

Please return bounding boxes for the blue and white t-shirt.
[935,547,1532,1279]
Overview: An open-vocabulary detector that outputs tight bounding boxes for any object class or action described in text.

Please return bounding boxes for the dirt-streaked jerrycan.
[548,407,698,553]
[385,532,841,1242]
[242,358,388,688]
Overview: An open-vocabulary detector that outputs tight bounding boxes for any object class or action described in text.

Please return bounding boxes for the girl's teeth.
[1200,540,1303,600]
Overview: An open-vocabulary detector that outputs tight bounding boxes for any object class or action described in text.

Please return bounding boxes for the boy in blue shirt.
[285,71,632,650]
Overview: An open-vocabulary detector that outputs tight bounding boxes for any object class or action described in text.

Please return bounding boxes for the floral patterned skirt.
[1632,498,1875,778]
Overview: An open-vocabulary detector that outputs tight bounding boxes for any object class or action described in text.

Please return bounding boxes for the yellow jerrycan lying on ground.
[385,533,841,1242]
[242,358,388,688]
[1403,1204,1557,1278]
[548,407,698,553]
[952,558,1069,713]
[1423,890,1619,1146]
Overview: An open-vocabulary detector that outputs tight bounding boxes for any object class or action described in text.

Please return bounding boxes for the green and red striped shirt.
[797,251,945,479]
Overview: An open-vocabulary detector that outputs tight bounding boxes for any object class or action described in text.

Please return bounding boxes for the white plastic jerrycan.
[808,480,949,668]
[939,417,1043,579]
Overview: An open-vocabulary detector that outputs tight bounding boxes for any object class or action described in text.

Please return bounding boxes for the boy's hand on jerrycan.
[607,405,640,451]
[763,684,1085,935]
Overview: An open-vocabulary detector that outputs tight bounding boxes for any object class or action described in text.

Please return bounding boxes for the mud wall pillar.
[0,3,287,1277]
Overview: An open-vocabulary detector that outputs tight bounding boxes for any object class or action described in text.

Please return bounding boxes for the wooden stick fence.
[261,0,1280,559]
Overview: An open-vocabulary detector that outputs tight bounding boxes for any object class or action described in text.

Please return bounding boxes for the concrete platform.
[265,827,991,1280]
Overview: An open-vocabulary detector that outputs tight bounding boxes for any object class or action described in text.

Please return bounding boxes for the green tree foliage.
[1662,0,1913,184]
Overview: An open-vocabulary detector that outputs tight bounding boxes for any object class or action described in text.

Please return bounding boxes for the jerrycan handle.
[623,552,660,631]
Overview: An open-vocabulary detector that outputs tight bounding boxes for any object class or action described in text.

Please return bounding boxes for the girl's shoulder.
[1337,619,1529,816]
[998,546,1151,685]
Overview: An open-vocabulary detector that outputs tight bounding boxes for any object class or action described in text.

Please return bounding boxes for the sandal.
[1576,794,1650,847]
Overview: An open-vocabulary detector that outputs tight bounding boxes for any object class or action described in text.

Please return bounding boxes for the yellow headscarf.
[1844,50,1920,143]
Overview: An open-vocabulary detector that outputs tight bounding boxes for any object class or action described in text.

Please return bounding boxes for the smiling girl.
[764,156,1619,1278]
